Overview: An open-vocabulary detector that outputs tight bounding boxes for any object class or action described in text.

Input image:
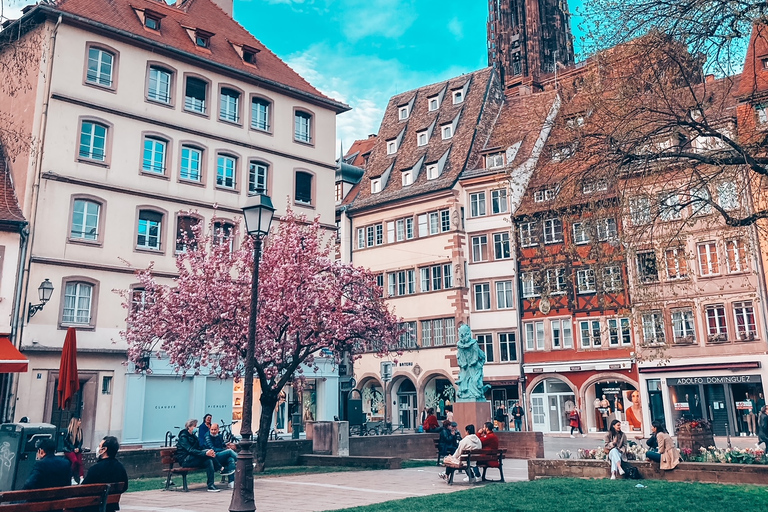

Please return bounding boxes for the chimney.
[211,0,233,16]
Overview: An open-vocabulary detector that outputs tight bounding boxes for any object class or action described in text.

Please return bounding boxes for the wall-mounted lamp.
[28,279,54,321]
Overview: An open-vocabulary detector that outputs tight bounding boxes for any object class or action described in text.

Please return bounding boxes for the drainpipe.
[4,226,29,422]
[9,14,63,422]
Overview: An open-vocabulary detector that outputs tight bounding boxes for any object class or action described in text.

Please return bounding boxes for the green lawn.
[331,478,768,512]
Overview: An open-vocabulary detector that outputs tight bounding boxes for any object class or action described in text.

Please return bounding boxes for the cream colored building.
[1,0,346,446]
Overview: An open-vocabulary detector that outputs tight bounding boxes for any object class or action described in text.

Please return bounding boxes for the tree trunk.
[254,389,278,472]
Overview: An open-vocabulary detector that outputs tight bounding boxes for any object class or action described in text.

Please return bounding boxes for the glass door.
[398,394,415,428]
[532,396,546,431]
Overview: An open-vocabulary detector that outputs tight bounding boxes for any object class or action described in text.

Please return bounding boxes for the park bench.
[443,448,506,485]
[161,447,206,492]
[0,482,124,511]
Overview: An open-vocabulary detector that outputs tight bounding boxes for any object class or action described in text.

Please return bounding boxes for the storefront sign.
[666,375,761,386]
[736,401,753,410]
[570,366,582,371]
[399,362,413,367]
[674,402,689,410]
[491,380,518,386]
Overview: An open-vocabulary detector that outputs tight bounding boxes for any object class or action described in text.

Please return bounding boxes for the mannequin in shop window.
[594,397,604,431]
[744,393,756,436]
[600,395,611,430]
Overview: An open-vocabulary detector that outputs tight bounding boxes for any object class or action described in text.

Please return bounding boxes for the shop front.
[487,379,519,430]
[529,378,576,433]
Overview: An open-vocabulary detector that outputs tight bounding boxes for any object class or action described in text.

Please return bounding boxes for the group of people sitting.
[436,422,498,483]
[175,413,238,492]
[604,419,680,479]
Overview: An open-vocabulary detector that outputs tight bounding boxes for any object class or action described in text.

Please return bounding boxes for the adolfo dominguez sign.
[666,375,761,386]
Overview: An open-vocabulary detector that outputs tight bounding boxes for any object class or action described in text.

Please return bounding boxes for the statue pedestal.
[454,401,492,431]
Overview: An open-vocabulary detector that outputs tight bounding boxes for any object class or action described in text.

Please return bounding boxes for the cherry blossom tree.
[121,209,402,470]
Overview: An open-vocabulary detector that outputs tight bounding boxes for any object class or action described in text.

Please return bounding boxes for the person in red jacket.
[423,408,441,432]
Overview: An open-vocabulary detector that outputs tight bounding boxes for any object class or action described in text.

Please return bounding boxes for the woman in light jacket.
[604,419,627,479]
[646,420,680,470]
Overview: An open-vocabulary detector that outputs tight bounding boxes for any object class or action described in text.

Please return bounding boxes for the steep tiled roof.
[29,0,346,111]
[738,23,768,99]
[0,146,26,228]
[343,136,376,168]
[348,68,501,213]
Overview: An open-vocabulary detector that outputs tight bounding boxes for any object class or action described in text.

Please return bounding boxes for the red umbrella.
[58,327,80,409]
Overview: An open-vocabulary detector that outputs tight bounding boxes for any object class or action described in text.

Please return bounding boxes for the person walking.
[645,420,680,470]
[511,401,524,431]
[569,408,585,438]
[63,417,84,484]
[604,419,627,479]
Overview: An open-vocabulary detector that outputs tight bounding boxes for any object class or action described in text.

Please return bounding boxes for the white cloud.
[448,17,463,40]
[340,0,418,42]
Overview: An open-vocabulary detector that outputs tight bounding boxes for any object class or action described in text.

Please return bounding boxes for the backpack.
[621,461,642,480]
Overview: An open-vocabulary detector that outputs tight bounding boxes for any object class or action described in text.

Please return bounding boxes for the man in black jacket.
[176,419,221,492]
[82,436,128,511]
[23,438,71,489]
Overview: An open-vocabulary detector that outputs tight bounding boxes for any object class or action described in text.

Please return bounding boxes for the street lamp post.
[230,190,275,512]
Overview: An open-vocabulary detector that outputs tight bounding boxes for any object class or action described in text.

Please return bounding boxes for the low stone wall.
[528,458,768,485]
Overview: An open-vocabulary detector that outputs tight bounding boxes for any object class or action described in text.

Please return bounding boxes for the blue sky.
[237,0,584,153]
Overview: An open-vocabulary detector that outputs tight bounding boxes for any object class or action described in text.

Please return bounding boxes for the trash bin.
[0,422,57,491]
[291,413,302,439]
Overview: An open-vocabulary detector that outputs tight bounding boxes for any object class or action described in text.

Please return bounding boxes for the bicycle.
[219,419,240,444]
[378,422,406,435]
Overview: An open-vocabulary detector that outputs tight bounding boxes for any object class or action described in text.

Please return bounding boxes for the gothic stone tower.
[488,0,575,94]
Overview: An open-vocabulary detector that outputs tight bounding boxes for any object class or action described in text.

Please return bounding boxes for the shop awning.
[0,337,28,373]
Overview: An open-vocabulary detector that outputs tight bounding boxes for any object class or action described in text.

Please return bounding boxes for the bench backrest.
[160,448,177,466]
[0,483,110,512]
[459,449,506,462]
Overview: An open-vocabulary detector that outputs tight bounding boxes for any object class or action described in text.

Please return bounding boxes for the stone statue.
[455,323,491,401]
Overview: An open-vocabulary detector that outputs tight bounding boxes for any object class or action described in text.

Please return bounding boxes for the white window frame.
[180,145,202,182]
[596,218,618,241]
[441,124,453,140]
[470,192,487,217]
[471,235,489,262]
[545,268,566,294]
[386,140,397,155]
[426,164,439,180]
[294,111,312,143]
[62,282,93,325]
[216,154,237,189]
[659,192,682,221]
[608,318,631,346]
[534,187,558,202]
[519,222,537,247]
[697,241,720,276]
[672,309,696,343]
[142,137,166,174]
[734,301,757,340]
[717,181,739,210]
[474,283,491,311]
[630,196,651,225]
[428,96,439,111]
[86,47,114,87]
[602,266,622,292]
[491,189,508,214]
[219,88,240,123]
[486,153,504,169]
[79,121,107,161]
[402,171,413,186]
[725,239,747,273]
[664,247,688,280]
[551,319,573,349]
[496,280,514,309]
[251,97,270,131]
[576,268,596,293]
[493,232,511,260]
[521,272,540,298]
[399,105,409,120]
[642,312,666,345]
[371,179,381,193]
[71,199,100,241]
[572,222,590,245]
[580,320,601,347]
[417,131,428,146]
[452,89,463,104]
[542,218,563,244]
[499,332,517,362]
[148,66,172,104]
[137,210,162,251]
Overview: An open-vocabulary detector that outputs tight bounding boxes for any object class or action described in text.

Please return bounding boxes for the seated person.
[438,424,482,482]
[645,420,680,470]
[423,408,440,433]
[23,438,72,490]
[437,420,455,456]
[204,423,237,488]
[176,419,223,492]
[82,436,129,512]
[478,421,500,465]
[604,419,627,480]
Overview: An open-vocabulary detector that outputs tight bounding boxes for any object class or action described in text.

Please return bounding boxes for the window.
[216,155,237,189]
[184,77,207,113]
[421,320,432,347]
[426,164,439,180]
[295,171,313,205]
[697,242,719,276]
[543,218,563,244]
[519,222,537,247]
[524,322,545,350]
[521,272,540,298]
[486,153,504,168]
[398,106,409,120]
[422,209,450,236]
[717,181,738,210]
[428,96,439,111]
[251,98,270,131]
[137,210,162,250]
[757,103,768,124]
[471,235,489,262]
[142,137,166,174]
[375,224,383,245]
[491,189,508,214]
[672,309,696,343]
[608,318,631,346]
[582,179,607,193]
[62,282,93,325]
[642,312,665,345]
[545,268,566,294]
[180,146,202,182]
[366,226,374,247]
[71,199,100,241]
[175,216,199,253]
[452,89,463,104]
[422,317,455,346]
[79,121,107,161]
[630,196,651,225]
[493,232,510,260]
[195,33,209,48]
[596,218,618,241]
[499,332,517,361]
[496,280,514,309]
[294,111,312,143]
[706,304,728,341]
[148,66,172,103]
[417,131,429,146]
[664,248,688,279]
[388,270,415,296]
[602,266,622,291]
[726,239,747,273]
[576,268,596,293]
[387,140,397,154]
[580,320,601,347]
[220,88,240,123]
[392,217,414,242]
[534,187,558,202]
[356,228,365,249]
[551,319,573,349]
[212,221,234,249]
[470,192,486,217]
[248,161,268,195]
[441,125,453,139]
[734,302,757,340]
[86,47,114,87]
[659,192,682,221]
[402,171,413,186]
[371,179,381,193]
[478,334,494,362]
[399,321,417,349]
[691,186,713,215]
[144,14,160,30]
[637,251,659,283]
[572,222,590,244]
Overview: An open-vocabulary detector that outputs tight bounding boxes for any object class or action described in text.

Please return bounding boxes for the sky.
[1,0,584,153]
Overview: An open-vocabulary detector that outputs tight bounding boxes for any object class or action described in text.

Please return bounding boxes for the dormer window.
[582,179,608,194]
[145,15,161,30]
[402,171,413,186]
[485,153,504,168]
[195,34,209,48]
[417,131,428,146]
[243,50,256,64]
[371,178,381,193]
[534,186,559,202]
[452,90,463,104]
[399,106,409,120]
[426,164,439,180]
[387,140,397,155]
[441,124,453,140]
[763,58,768,70]
[428,96,439,111]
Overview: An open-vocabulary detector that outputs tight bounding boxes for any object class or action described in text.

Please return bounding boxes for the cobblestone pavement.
[120,461,528,512]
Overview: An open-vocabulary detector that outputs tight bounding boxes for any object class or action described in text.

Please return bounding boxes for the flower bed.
[681,446,768,465]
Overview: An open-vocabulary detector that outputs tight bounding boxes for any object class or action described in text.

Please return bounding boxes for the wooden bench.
[443,448,506,485]
[0,482,123,511]
[161,447,206,492]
